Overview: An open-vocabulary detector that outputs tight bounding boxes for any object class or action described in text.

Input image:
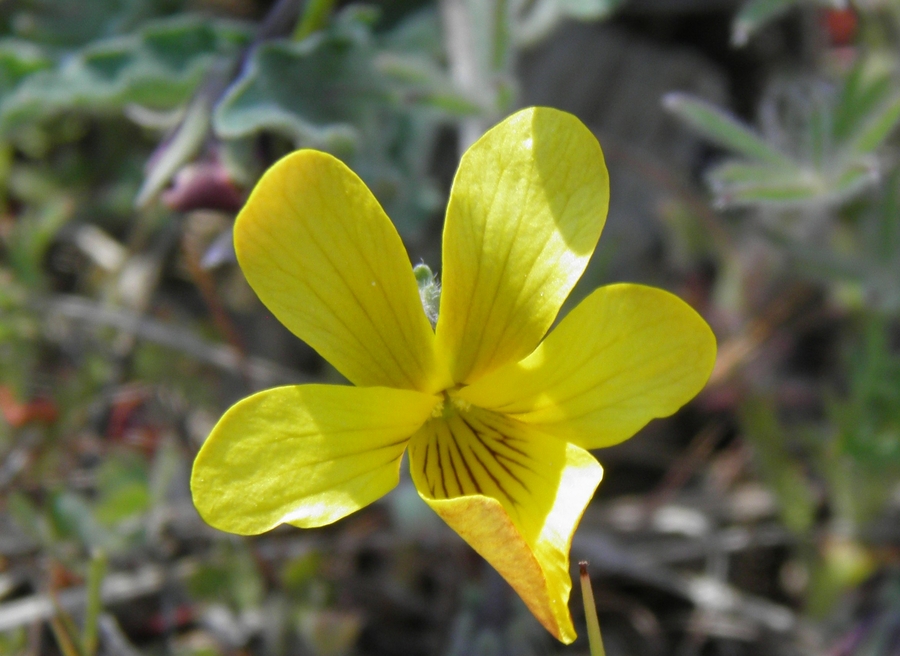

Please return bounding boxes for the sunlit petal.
[234,150,444,392]
[191,384,438,535]
[459,284,716,449]
[408,406,603,643]
[435,107,609,384]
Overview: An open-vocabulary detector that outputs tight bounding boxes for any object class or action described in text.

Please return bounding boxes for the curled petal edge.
[415,442,603,643]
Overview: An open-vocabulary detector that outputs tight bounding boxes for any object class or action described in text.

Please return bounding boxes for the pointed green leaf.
[707,159,876,209]
[845,93,900,155]
[706,160,821,207]
[833,62,893,141]
[559,0,626,19]
[732,0,803,46]
[664,93,794,166]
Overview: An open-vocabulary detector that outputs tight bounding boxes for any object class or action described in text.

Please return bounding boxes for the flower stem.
[579,561,606,656]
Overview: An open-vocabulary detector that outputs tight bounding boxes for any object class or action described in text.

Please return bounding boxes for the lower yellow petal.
[407,406,603,643]
[459,284,716,449]
[191,384,438,535]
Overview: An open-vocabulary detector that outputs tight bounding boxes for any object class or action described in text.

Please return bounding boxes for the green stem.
[82,550,107,656]
[579,561,606,656]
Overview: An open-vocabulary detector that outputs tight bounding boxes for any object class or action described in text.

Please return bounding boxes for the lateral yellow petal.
[407,407,603,643]
[435,107,609,384]
[459,284,717,450]
[191,384,438,535]
[235,150,442,392]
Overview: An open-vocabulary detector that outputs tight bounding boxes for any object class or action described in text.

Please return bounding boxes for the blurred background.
[1,0,900,654]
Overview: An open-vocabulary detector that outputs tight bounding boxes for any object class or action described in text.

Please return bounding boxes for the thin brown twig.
[644,421,727,516]
[181,222,249,384]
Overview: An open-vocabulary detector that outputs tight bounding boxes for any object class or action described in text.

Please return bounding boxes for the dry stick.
[709,282,819,386]
[0,561,197,633]
[35,295,304,387]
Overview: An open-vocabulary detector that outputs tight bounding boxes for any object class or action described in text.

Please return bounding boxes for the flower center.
[431,388,471,419]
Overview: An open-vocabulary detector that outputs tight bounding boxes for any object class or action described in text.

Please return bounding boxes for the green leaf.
[213,23,387,146]
[833,62,893,141]
[215,8,459,234]
[50,491,120,552]
[149,438,185,508]
[845,93,900,155]
[831,163,879,202]
[82,550,107,656]
[707,158,876,209]
[707,160,801,186]
[706,160,821,208]
[0,16,249,134]
[375,53,482,116]
[8,0,178,48]
[559,0,626,20]
[377,8,444,59]
[732,0,802,47]
[293,0,339,41]
[664,93,794,166]
[8,491,56,548]
[0,41,54,95]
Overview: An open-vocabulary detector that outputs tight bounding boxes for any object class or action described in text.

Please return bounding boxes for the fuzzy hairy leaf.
[213,27,387,147]
[664,92,793,166]
[0,16,249,134]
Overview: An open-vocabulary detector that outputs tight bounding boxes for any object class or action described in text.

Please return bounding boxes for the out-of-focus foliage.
[214,9,474,145]
[514,0,627,45]
[665,60,900,210]
[731,0,847,46]
[667,0,900,645]
[0,17,250,133]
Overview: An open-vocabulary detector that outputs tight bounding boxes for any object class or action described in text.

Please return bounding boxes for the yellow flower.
[190,107,716,643]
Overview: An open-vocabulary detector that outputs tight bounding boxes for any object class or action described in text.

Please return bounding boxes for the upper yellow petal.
[435,107,609,384]
[459,284,717,450]
[235,150,443,392]
[407,406,603,643]
[191,384,438,535]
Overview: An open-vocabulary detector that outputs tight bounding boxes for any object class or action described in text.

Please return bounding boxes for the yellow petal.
[459,284,717,449]
[191,384,438,535]
[235,150,443,392]
[435,107,609,384]
[407,406,603,643]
